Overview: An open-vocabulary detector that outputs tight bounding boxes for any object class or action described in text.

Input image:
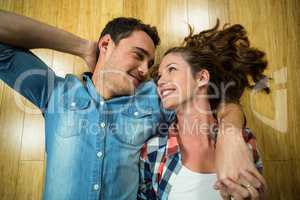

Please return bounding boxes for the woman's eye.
[168,66,177,72]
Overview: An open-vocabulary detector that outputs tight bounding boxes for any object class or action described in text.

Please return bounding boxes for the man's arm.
[215,103,267,199]
[0,10,97,70]
[0,10,95,110]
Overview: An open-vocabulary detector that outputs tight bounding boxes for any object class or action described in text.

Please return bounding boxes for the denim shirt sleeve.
[0,43,63,111]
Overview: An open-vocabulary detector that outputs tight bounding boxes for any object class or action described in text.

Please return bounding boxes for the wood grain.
[0,85,25,199]
[0,0,299,199]
[15,161,44,200]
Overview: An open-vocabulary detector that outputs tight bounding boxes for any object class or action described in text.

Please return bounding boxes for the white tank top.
[169,165,222,200]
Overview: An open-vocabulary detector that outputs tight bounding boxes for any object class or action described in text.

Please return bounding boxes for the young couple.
[0,10,267,200]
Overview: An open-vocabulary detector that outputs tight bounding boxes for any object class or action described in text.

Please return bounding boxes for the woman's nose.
[157,75,167,87]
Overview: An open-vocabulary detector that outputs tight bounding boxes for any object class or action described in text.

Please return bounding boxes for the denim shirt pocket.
[56,97,91,138]
[115,105,154,146]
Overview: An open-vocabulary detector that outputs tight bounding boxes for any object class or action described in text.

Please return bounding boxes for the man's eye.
[134,52,144,60]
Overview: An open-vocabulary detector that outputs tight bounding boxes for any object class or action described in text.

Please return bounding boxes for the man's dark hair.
[96,17,160,59]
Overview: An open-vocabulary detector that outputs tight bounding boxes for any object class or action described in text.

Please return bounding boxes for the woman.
[138,22,268,200]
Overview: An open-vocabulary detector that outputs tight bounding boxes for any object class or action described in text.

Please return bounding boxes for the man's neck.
[92,67,114,100]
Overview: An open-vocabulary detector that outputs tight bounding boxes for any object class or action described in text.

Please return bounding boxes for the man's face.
[99,30,155,97]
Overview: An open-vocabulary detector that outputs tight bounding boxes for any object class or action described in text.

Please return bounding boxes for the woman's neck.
[175,98,216,173]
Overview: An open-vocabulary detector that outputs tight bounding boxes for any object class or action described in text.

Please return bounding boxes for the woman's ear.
[196,69,210,87]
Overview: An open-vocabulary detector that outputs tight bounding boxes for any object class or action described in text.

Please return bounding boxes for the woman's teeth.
[161,89,174,98]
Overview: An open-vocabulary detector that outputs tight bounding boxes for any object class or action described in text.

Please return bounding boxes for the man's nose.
[137,62,149,77]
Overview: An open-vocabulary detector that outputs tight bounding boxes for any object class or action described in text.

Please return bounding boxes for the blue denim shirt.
[0,44,173,200]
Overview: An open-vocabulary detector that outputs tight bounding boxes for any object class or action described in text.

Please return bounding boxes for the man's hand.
[81,41,98,72]
[0,10,94,67]
[215,128,267,199]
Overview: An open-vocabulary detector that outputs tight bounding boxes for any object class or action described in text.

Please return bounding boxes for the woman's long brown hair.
[158,20,270,111]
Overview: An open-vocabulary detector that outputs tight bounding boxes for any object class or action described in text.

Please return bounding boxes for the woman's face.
[157,53,198,110]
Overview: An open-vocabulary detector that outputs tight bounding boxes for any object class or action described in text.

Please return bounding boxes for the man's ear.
[98,34,113,56]
[196,69,210,87]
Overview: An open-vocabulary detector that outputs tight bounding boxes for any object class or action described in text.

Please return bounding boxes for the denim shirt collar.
[82,73,103,103]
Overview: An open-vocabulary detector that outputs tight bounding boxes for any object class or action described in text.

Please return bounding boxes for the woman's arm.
[0,10,97,70]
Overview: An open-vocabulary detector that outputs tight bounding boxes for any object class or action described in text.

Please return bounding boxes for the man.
[0,10,265,200]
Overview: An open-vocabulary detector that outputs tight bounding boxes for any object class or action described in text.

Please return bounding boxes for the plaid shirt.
[138,124,263,200]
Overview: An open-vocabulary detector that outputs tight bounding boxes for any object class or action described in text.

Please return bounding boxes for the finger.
[238,173,263,200]
[215,182,232,200]
[214,181,222,190]
[246,186,259,200]
[247,168,267,190]
[215,179,223,186]
[216,181,228,191]
[231,192,244,200]
[240,171,261,189]
[219,190,231,200]
[222,178,250,199]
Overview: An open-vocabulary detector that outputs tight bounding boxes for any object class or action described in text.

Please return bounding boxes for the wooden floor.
[0,0,299,199]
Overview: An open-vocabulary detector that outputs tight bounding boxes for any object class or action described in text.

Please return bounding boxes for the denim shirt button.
[71,102,76,107]
[100,101,104,106]
[134,111,139,116]
[100,122,106,128]
[93,184,100,191]
[97,151,103,158]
